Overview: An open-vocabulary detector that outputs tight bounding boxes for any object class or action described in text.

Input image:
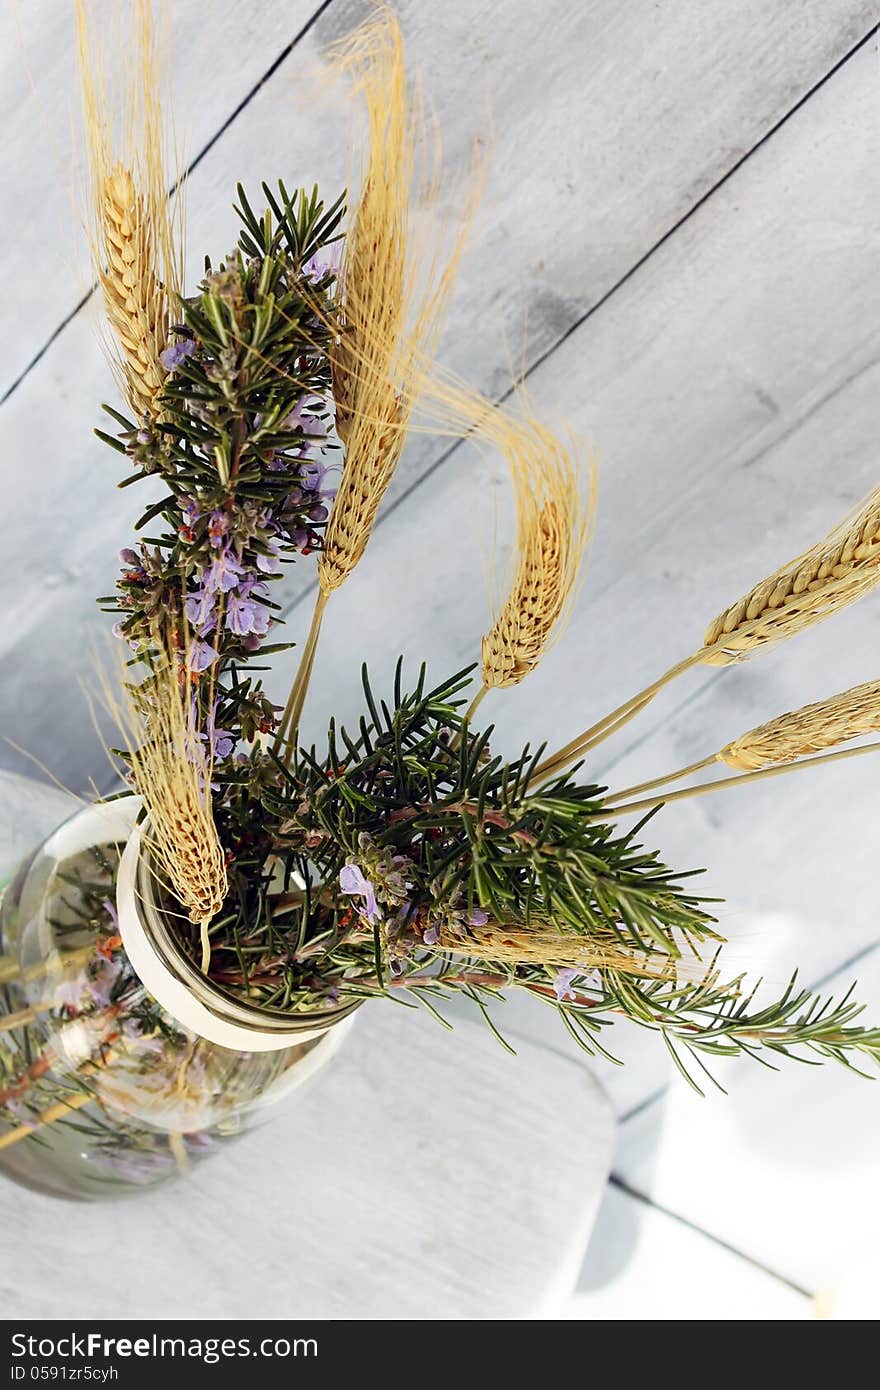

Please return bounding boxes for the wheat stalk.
[435,923,686,979]
[592,741,880,822]
[76,0,181,420]
[606,677,880,805]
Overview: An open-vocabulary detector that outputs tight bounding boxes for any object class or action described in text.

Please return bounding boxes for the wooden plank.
[0,999,615,1318]
[5,1,874,397]
[0,0,325,392]
[566,1183,809,1319]
[612,946,880,1295]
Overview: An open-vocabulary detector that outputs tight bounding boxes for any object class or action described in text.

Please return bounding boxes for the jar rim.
[131,813,361,1040]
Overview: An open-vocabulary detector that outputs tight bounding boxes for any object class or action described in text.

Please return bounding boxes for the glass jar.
[0,797,355,1201]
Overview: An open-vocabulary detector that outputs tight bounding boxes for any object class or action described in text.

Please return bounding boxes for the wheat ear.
[106,653,227,971]
[434,923,690,979]
[720,678,880,771]
[383,361,594,719]
[607,677,880,804]
[701,488,880,664]
[76,0,181,420]
[478,422,595,708]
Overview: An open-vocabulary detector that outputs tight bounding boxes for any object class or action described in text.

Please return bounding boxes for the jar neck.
[116,804,359,1053]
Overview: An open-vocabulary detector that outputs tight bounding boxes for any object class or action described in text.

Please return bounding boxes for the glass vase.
[0,797,355,1201]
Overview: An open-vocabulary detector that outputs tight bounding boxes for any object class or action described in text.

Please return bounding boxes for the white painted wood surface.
[569,1185,810,1321]
[2,0,880,1317]
[0,772,615,1320]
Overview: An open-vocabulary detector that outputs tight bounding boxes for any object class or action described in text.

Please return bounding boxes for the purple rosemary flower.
[101,898,119,931]
[554,968,579,1003]
[267,454,288,472]
[199,700,235,761]
[285,396,328,454]
[187,640,219,673]
[469,909,490,927]
[159,337,196,371]
[204,545,246,594]
[339,862,380,923]
[179,497,201,526]
[226,578,271,637]
[302,240,342,282]
[184,585,217,635]
[423,923,440,947]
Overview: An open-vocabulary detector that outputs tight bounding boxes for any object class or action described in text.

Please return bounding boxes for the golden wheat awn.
[76,0,181,420]
[382,358,595,706]
[701,486,880,665]
[318,8,474,597]
[720,678,880,771]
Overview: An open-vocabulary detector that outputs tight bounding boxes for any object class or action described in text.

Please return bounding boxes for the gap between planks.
[0,0,336,407]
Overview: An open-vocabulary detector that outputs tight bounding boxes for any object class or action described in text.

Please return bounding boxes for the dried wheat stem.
[199,921,212,976]
[168,1131,190,1175]
[0,946,95,990]
[0,1000,69,1036]
[534,653,701,781]
[464,684,490,725]
[603,757,718,805]
[0,1091,94,1153]
[0,1046,118,1153]
[590,741,880,822]
[275,590,329,758]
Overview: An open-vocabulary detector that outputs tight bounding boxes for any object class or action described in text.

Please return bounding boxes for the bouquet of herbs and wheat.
[4,4,880,1168]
